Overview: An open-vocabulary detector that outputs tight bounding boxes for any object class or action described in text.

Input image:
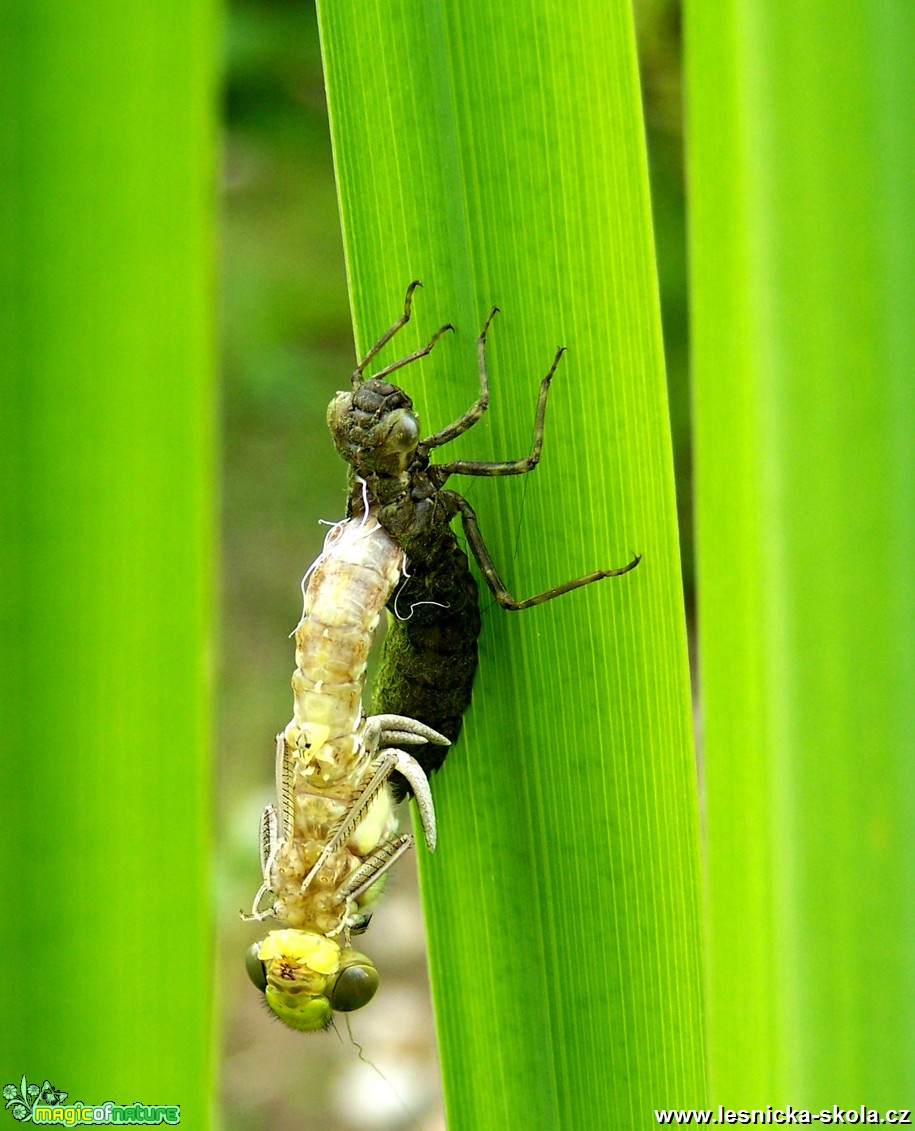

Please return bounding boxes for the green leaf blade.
[0,0,217,1118]
[687,0,915,1107]
[318,1,705,1125]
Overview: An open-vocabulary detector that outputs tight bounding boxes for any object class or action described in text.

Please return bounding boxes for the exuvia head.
[327,380,421,478]
[246,928,379,1031]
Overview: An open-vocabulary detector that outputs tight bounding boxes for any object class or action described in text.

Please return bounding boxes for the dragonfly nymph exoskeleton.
[244,510,449,1031]
[327,282,641,791]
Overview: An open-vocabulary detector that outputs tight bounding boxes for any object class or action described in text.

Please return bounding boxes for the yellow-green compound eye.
[329,950,379,1013]
[245,942,268,993]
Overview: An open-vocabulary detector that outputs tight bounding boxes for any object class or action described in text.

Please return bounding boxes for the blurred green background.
[1,0,216,1124]
[219,1,686,1128]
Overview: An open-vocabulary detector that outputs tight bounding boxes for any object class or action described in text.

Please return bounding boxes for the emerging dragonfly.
[244,510,449,1031]
[328,282,641,788]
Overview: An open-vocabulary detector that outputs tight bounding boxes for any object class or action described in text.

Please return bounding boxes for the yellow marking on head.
[258,928,340,974]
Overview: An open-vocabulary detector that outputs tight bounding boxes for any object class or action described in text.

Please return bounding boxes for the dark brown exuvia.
[327,281,641,796]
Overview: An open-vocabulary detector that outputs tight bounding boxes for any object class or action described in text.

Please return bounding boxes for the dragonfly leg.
[390,750,437,849]
[352,280,419,384]
[370,323,454,384]
[349,743,438,849]
[299,746,437,896]
[240,896,275,923]
[345,746,436,851]
[339,834,414,906]
[432,341,565,477]
[422,305,499,449]
[240,802,281,921]
[352,279,453,387]
[242,731,297,922]
[364,713,451,751]
[447,489,641,610]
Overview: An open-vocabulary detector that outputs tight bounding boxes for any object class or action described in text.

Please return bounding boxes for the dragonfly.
[327,281,641,791]
[244,510,449,1031]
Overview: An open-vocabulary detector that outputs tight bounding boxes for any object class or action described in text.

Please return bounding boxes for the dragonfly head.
[327,380,420,478]
[246,929,379,1032]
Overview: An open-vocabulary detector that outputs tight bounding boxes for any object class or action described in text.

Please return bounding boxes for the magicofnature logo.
[3,1079,67,1123]
[2,1077,179,1125]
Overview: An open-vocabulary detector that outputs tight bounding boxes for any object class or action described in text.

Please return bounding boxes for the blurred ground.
[218,2,687,1127]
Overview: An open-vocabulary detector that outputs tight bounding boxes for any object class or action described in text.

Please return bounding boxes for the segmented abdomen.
[271,514,403,935]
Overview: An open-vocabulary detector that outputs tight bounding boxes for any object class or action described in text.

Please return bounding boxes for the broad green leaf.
[0,1,218,1120]
[687,0,915,1107]
[317,2,705,1125]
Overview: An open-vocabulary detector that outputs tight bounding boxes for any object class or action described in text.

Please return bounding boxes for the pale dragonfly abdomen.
[244,510,447,1031]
